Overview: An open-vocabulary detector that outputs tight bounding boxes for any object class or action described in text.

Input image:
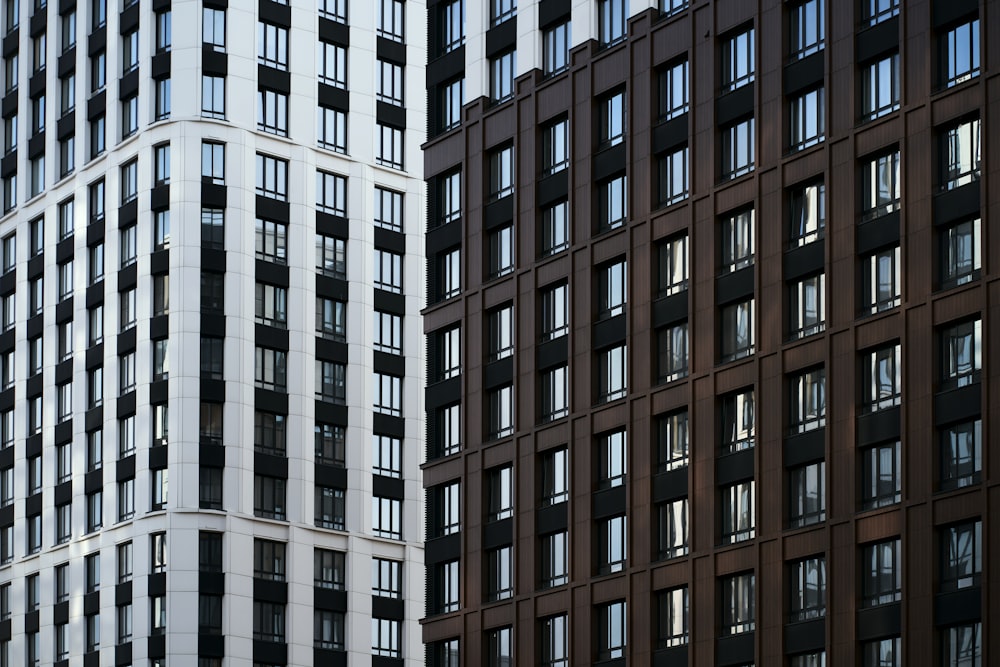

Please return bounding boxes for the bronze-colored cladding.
[423,2,995,664]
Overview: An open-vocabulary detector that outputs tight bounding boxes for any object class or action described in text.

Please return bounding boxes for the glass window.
[257,22,287,70]
[255,219,286,264]
[201,75,225,118]
[790,0,824,58]
[657,587,688,648]
[862,53,900,120]
[373,496,402,538]
[722,117,754,178]
[541,447,568,505]
[790,367,826,433]
[373,434,402,478]
[257,89,288,136]
[317,105,347,152]
[597,0,627,47]
[485,545,513,601]
[317,42,346,88]
[315,423,346,466]
[598,601,626,660]
[372,558,402,598]
[722,480,755,543]
[315,486,345,529]
[863,245,900,314]
[541,531,568,587]
[721,572,755,634]
[939,217,981,288]
[541,366,568,421]
[788,461,826,527]
[316,170,347,216]
[377,59,403,106]
[862,0,898,26]
[598,174,627,231]
[489,304,514,360]
[940,117,980,190]
[373,310,401,353]
[657,145,689,206]
[541,200,569,256]
[254,475,286,520]
[487,465,513,521]
[722,27,755,90]
[861,440,901,509]
[542,118,569,176]
[657,322,688,383]
[656,410,689,472]
[721,208,754,271]
[438,170,461,225]
[489,144,514,200]
[253,539,286,581]
[541,614,568,667]
[203,7,225,50]
[377,0,404,42]
[940,520,981,591]
[543,21,570,76]
[490,49,516,103]
[789,556,826,621]
[656,497,688,559]
[790,87,825,149]
[721,299,754,361]
[314,548,346,590]
[201,141,225,184]
[658,59,689,121]
[598,259,626,319]
[255,153,287,200]
[489,385,514,439]
[441,0,464,52]
[940,318,980,389]
[942,622,980,667]
[789,181,825,246]
[374,249,403,293]
[865,343,901,411]
[940,419,981,490]
[487,225,514,279]
[861,538,901,606]
[941,18,979,87]
[440,77,464,132]
[790,273,825,338]
[598,345,627,403]
[435,560,459,613]
[373,372,402,417]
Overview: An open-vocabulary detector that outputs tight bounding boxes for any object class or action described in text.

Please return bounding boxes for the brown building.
[421,0,994,665]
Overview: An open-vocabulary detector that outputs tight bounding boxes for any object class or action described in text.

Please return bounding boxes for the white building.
[0,0,425,665]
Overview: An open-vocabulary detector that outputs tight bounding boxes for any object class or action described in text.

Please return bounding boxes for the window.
[438,170,461,225]
[490,49,516,103]
[377,0,404,42]
[200,466,223,508]
[434,560,460,614]
[59,74,74,116]
[940,419,981,490]
[57,381,72,421]
[119,351,136,394]
[253,475,286,520]
[255,283,287,327]
[373,310,401,353]
[790,87,825,149]
[257,89,287,136]
[255,218,286,264]
[941,18,979,88]
[790,367,826,433]
[657,587,688,648]
[487,225,514,279]
[2,173,14,211]
[598,260,626,320]
[317,41,346,88]
[721,480,755,543]
[201,271,224,312]
[487,465,513,521]
[541,200,569,256]
[941,318,980,389]
[543,21,570,75]
[319,0,347,23]
[438,249,459,299]
[85,612,101,652]
[315,235,347,279]
[862,440,901,509]
[863,245,901,313]
[441,0,464,52]
[314,610,345,650]
[598,601,626,660]
[31,32,44,72]
[484,545,514,603]
[656,410,689,472]
[253,539,286,581]
[372,433,401,478]
[255,346,287,391]
[722,117,755,178]
[862,538,901,606]
[598,0,627,47]
[862,53,900,120]
[1,235,12,273]
[155,77,170,120]
[117,602,133,644]
[121,29,138,75]
[598,345,627,402]
[373,372,402,417]
[941,520,981,591]
[486,626,512,666]
[540,447,568,505]
[488,384,514,439]
[58,260,73,300]
[539,365,568,421]
[200,337,224,380]
[789,556,826,621]
[156,10,171,52]
[541,531,568,587]
[316,170,347,216]
[862,0,898,26]
[201,75,225,118]
[488,144,514,200]
[201,141,224,184]
[542,118,569,176]
[721,299,755,361]
[789,461,825,527]
[491,0,515,26]
[790,0,824,57]
[3,54,15,95]
[789,180,825,246]
[255,153,287,200]
[118,477,135,520]
[315,548,346,590]
[865,343,901,411]
[203,7,225,51]
[27,394,41,434]
[434,326,461,380]
[376,123,403,169]
[316,297,346,341]
[316,360,346,403]
[85,552,101,592]
[315,423,346,466]
[437,404,461,457]
[199,594,223,636]
[541,614,568,667]
[377,59,403,106]
[598,174,627,231]
[151,532,167,572]
[942,622,980,667]
[723,27,755,91]
[721,208,754,272]
[657,323,688,383]
[315,485,345,530]
[656,497,688,559]
[939,217,981,288]
[375,248,403,294]
[721,572,755,634]
[254,411,286,456]
[253,601,285,643]
[599,514,627,574]
[26,513,40,552]
[940,117,980,190]
[25,219,36,255]
[56,442,71,482]
[257,22,287,70]
[317,106,346,152]
[485,305,514,362]
[658,59,689,120]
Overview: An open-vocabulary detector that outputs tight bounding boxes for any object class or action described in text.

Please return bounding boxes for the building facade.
[0,1,426,666]
[422,0,993,665]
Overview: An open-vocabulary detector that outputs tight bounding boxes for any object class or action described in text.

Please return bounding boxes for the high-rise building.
[0,1,425,666]
[422,1,991,665]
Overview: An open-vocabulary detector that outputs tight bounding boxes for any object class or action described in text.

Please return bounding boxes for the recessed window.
[939,117,980,191]
[939,418,981,490]
[373,496,402,539]
[721,117,754,178]
[440,0,465,53]
[657,587,688,648]
[656,410,689,472]
[721,572,755,634]
[940,519,981,591]
[541,200,569,256]
[490,49,516,103]
[439,77,464,132]
[488,145,514,201]
[864,343,901,412]
[862,0,898,27]
[861,53,900,121]
[540,531,568,587]
[861,538,900,607]
[257,89,288,136]
[376,123,404,169]
[316,360,346,404]
[720,299,755,361]
[542,21,570,76]
[317,105,347,153]
[658,59,689,121]
[941,623,981,667]
[373,310,401,354]
[861,440,901,510]
[374,249,402,293]
[541,614,568,667]
[597,601,627,660]
[790,0,824,58]
[940,318,980,389]
[489,385,514,439]
[317,42,346,88]
[487,465,513,521]
[939,217,980,288]
[540,366,568,421]
[203,7,225,51]
[657,146,689,206]
[315,548,346,589]
[789,87,824,150]
[485,545,513,602]
[373,434,402,478]
[372,558,402,598]
[789,556,826,621]
[598,514,627,574]
[722,27,755,91]
[789,180,825,246]
[201,75,225,119]
[487,225,514,279]
[490,0,515,26]
[377,59,403,106]
[377,0,404,42]
[598,174,627,231]
[940,17,979,87]
[255,153,287,200]
[540,447,568,505]
[599,429,626,489]
[597,0,627,47]
[656,322,688,383]
[437,170,461,226]
[790,367,825,433]
[317,170,347,216]
[789,273,825,339]
[542,118,569,176]
[721,480,755,543]
[656,497,688,559]
[488,304,514,360]
[788,461,825,527]
[597,345,627,403]
[434,560,459,614]
[598,259,626,319]
[315,423,346,467]
[862,245,900,314]
[257,22,287,70]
